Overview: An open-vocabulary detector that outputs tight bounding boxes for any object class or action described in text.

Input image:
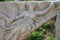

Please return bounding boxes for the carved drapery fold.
[0,2,59,40]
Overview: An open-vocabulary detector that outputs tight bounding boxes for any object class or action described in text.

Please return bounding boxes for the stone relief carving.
[0,2,60,40]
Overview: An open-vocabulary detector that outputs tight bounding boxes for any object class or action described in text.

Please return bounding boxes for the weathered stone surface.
[0,2,60,40]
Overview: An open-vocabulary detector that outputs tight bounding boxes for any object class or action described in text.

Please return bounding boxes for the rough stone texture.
[0,2,60,40]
